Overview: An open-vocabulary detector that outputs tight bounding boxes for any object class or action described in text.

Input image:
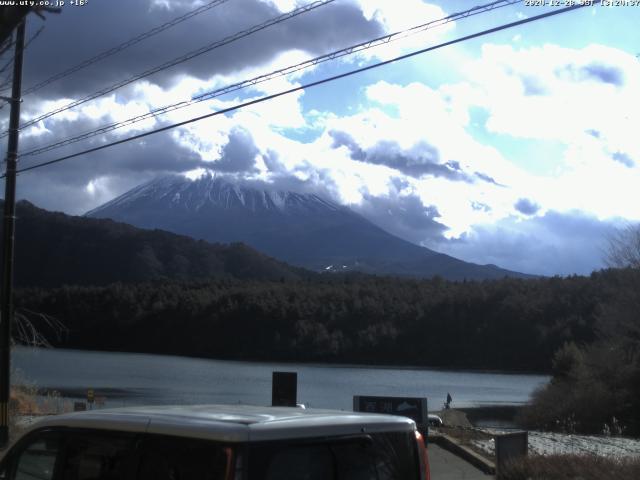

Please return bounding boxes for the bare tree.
[606,223,640,269]
[13,309,67,348]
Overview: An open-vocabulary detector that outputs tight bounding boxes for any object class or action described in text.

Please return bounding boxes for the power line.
[10,0,231,97]
[0,39,15,58]
[19,0,520,159]
[0,26,45,110]
[0,0,336,139]
[0,26,44,82]
[11,3,588,177]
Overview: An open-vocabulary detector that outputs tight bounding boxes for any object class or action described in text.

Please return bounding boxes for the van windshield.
[248,431,419,480]
[137,435,231,480]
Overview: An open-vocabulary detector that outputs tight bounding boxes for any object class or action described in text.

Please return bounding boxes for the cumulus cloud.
[429,211,619,276]
[329,130,475,181]
[19,0,384,102]
[15,130,205,214]
[474,172,503,186]
[348,0,452,60]
[4,1,637,277]
[471,201,491,213]
[445,42,640,223]
[460,43,640,155]
[612,151,635,168]
[322,80,515,191]
[328,130,365,160]
[557,62,625,87]
[514,198,540,216]
[350,182,448,245]
[214,127,260,173]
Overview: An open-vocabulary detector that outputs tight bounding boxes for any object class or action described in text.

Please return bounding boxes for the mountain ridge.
[0,199,309,288]
[87,173,533,280]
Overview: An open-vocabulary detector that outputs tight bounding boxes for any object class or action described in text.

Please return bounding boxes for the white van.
[0,404,431,480]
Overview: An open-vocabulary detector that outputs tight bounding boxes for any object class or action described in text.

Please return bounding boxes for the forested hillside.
[3,200,308,286]
[15,270,623,372]
[86,174,532,280]
[519,266,640,435]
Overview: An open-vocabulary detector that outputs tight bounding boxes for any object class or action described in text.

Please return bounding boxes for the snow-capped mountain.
[91,174,342,216]
[86,174,530,280]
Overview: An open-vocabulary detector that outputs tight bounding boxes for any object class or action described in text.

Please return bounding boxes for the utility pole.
[0,19,26,448]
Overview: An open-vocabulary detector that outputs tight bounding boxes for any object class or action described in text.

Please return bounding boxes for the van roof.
[28,404,416,442]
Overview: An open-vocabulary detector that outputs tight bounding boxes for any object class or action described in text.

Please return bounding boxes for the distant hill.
[87,173,533,280]
[1,200,307,287]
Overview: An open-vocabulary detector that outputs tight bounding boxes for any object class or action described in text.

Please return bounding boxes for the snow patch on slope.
[86,172,344,217]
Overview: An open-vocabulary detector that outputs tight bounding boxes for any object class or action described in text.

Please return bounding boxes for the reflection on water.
[12,346,549,411]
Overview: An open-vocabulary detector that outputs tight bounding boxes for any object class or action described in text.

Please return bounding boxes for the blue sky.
[3,0,640,276]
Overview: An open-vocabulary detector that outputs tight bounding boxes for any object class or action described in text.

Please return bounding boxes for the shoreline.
[432,406,525,430]
[459,405,523,426]
[14,345,551,377]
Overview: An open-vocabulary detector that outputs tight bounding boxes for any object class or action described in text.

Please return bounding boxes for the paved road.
[429,444,493,480]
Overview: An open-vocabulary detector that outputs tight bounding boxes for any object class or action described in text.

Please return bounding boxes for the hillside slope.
[2,200,307,287]
[87,174,532,280]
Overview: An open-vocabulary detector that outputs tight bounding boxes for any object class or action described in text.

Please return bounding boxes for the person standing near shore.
[446,392,452,409]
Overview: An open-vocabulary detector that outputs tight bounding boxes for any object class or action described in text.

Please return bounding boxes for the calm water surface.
[12,347,549,411]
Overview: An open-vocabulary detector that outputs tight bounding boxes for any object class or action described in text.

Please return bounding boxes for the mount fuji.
[86,174,530,280]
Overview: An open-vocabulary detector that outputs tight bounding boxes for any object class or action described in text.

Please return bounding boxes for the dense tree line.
[6,200,639,436]
[519,268,640,436]
[14,270,621,372]
[14,265,640,434]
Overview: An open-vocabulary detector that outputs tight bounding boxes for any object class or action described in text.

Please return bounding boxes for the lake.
[12,346,549,411]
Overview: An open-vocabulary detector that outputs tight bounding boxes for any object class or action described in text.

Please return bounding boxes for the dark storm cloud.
[612,151,635,168]
[19,0,384,101]
[429,210,617,276]
[514,198,540,215]
[214,127,259,172]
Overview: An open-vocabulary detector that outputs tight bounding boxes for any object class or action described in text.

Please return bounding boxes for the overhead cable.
[0,26,45,110]
[0,26,44,79]
[11,0,232,97]
[10,3,589,177]
[1,0,336,138]
[20,0,520,158]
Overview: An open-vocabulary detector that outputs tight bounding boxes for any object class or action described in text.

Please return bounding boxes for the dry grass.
[10,369,72,416]
[8,371,73,441]
[10,384,70,417]
[10,384,39,416]
[8,385,72,442]
[498,454,640,480]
